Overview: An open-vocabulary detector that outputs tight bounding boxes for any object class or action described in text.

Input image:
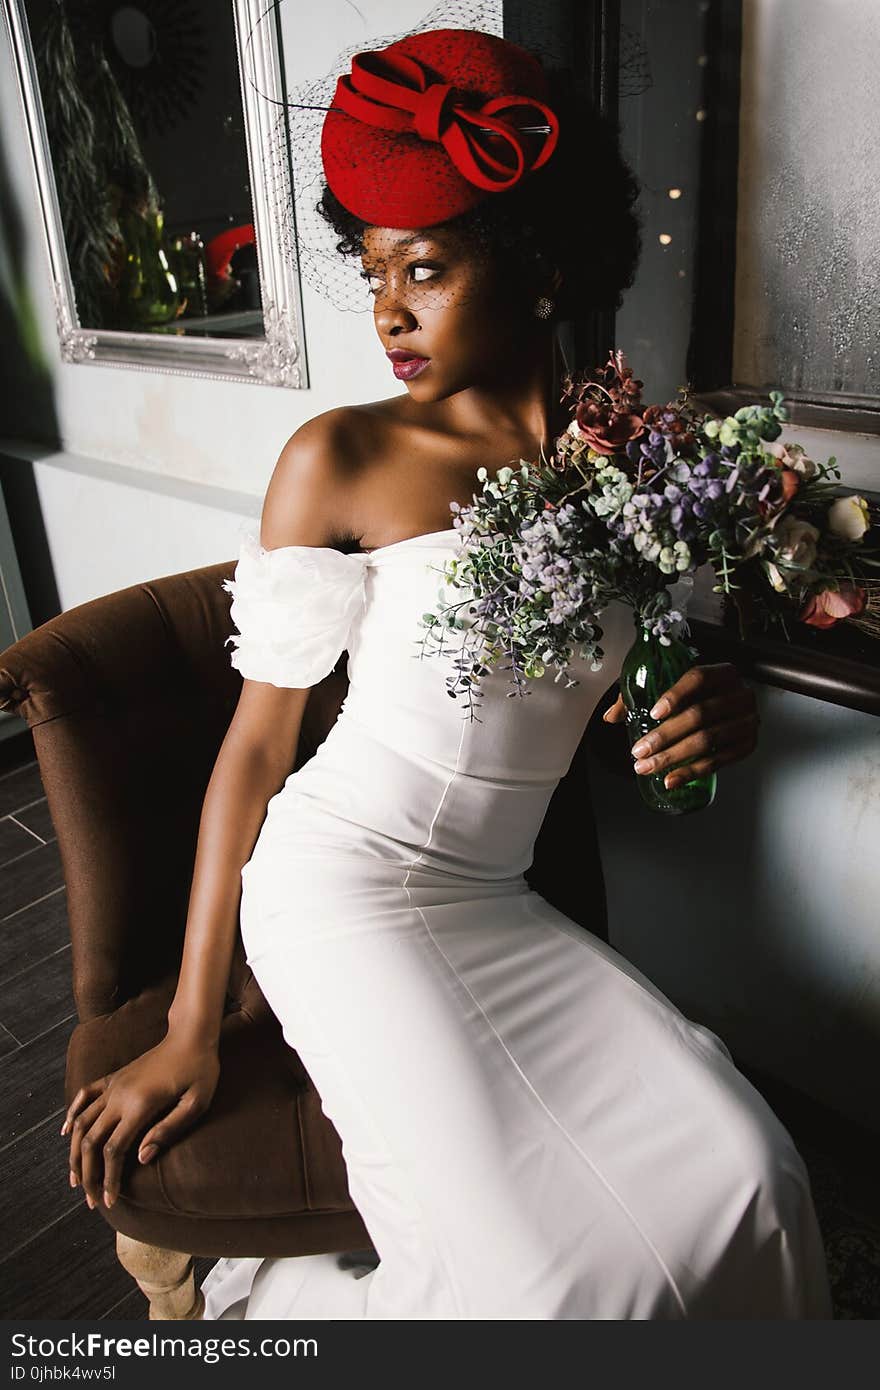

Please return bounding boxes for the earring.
[533,295,555,320]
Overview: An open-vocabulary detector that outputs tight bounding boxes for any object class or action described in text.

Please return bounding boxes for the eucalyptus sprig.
[417,464,615,719]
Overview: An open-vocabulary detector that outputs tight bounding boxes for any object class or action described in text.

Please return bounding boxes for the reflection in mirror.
[5,0,307,386]
[25,0,261,337]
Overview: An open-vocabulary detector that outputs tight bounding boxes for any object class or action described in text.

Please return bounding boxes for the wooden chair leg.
[116,1231,205,1320]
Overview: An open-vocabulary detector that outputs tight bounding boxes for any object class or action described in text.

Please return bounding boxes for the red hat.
[321,27,559,229]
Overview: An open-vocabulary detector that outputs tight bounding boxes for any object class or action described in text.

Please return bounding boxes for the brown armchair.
[0,553,616,1319]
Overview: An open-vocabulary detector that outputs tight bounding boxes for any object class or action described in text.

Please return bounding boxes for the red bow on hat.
[332,50,559,194]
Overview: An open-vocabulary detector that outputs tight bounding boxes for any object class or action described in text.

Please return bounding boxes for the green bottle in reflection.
[618,614,717,815]
[116,205,181,329]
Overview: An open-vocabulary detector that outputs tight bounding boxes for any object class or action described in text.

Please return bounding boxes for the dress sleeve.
[221,527,369,689]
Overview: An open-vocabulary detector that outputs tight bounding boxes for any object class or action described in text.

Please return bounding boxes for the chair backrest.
[0,558,349,1021]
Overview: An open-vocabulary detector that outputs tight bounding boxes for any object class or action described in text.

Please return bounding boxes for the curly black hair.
[316,94,643,321]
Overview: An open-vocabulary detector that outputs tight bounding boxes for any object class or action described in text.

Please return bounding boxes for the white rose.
[827,495,870,541]
[774,516,821,571]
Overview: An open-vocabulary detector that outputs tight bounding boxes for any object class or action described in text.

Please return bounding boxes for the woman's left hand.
[602,661,760,790]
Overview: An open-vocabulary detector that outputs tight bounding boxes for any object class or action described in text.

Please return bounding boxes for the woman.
[62,28,832,1319]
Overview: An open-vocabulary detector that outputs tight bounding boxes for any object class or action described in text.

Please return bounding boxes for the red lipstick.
[386,349,430,381]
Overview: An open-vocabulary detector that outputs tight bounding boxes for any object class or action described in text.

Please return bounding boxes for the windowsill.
[686,526,880,717]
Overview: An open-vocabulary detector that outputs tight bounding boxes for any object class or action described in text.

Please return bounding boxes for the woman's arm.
[167,411,365,1040]
[165,694,309,1047]
[62,414,362,1211]
[63,693,312,1211]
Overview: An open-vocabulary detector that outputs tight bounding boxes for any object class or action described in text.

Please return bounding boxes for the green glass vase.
[618,614,717,815]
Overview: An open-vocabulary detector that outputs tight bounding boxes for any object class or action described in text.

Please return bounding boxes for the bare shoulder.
[274,405,376,482]
[260,405,389,550]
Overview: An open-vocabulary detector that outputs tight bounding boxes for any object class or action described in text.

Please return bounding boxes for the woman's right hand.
[61,1030,221,1210]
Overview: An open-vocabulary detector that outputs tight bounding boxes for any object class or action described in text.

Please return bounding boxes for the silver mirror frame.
[2,0,308,388]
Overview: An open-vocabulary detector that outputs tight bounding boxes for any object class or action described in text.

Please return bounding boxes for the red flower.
[762,458,801,506]
[575,401,645,456]
[561,350,646,447]
[756,466,801,523]
[800,582,867,629]
[779,468,801,504]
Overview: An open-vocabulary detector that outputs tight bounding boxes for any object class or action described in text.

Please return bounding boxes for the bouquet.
[418,350,880,726]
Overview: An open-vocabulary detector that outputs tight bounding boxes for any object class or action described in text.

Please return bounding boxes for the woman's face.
[360,223,540,401]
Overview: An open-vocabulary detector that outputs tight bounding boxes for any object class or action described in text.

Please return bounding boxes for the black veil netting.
[242,0,653,315]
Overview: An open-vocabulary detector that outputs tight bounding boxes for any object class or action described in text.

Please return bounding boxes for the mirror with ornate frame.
[2,0,308,387]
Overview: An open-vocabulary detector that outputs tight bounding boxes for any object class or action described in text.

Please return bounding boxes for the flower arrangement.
[418,350,880,720]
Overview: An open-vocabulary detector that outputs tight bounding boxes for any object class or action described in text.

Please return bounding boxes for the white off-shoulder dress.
[199,522,832,1320]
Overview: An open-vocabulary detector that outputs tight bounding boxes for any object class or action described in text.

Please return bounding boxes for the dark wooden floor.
[0,737,877,1320]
